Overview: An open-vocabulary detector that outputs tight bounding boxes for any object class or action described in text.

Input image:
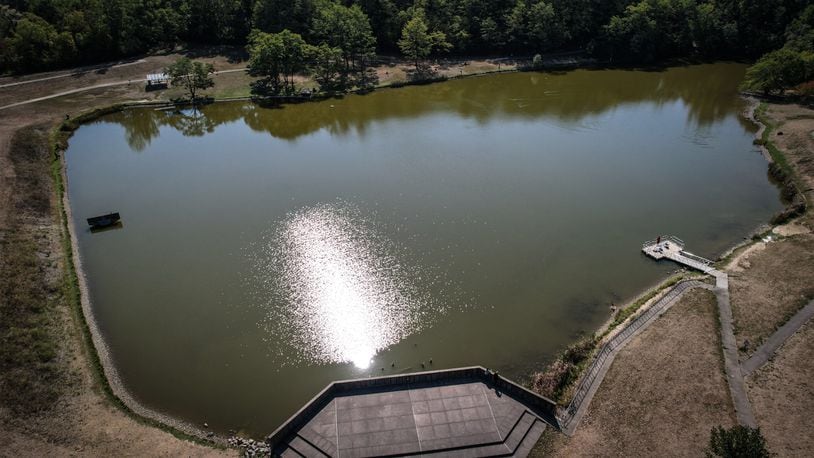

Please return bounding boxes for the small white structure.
[146,73,169,89]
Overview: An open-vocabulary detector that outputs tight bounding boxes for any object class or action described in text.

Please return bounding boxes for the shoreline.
[57,129,224,445]
[535,93,794,407]
[49,65,792,447]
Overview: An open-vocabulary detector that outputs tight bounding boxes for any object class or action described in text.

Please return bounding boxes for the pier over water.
[642,235,716,274]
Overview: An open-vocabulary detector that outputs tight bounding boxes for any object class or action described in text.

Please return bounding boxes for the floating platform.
[642,235,715,274]
[268,367,559,457]
[87,212,121,228]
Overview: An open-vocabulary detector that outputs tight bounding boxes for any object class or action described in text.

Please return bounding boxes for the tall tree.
[247,29,311,95]
[397,8,450,70]
[252,0,314,37]
[741,47,814,94]
[5,13,58,71]
[165,56,215,101]
[506,0,560,51]
[310,43,345,90]
[311,0,376,77]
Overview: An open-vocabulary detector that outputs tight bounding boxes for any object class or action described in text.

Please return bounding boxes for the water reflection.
[256,203,440,368]
[111,63,752,150]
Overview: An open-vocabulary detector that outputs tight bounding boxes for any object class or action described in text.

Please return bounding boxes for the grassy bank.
[0,126,62,415]
[754,102,808,224]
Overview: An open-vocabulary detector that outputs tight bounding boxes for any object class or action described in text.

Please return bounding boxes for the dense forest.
[0,0,812,89]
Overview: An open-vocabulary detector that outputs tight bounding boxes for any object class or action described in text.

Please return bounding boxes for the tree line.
[1,0,810,75]
[741,4,814,95]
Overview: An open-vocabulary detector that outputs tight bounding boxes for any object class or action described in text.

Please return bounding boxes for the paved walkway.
[711,272,757,427]
[742,299,814,377]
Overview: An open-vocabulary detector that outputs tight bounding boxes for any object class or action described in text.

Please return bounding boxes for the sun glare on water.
[257,203,441,369]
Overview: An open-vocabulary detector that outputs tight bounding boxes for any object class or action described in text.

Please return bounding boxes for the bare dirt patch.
[728,235,814,355]
[746,319,814,456]
[535,289,734,457]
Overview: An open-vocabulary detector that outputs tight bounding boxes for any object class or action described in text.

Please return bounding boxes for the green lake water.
[65,63,781,437]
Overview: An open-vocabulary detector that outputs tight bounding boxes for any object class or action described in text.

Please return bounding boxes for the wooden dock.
[641,235,716,274]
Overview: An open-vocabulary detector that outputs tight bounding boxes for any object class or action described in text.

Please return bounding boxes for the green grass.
[755,103,793,177]
[754,102,809,223]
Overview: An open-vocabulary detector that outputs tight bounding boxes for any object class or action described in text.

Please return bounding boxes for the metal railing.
[559,280,704,426]
[678,250,714,266]
[642,235,685,250]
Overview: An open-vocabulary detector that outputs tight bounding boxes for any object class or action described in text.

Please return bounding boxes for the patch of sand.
[536,289,734,457]
[773,222,811,236]
[746,319,814,456]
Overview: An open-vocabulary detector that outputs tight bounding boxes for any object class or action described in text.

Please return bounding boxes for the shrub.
[531,336,597,400]
[706,425,771,458]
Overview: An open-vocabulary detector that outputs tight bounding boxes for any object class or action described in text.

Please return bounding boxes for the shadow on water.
[106,63,752,151]
[89,222,124,234]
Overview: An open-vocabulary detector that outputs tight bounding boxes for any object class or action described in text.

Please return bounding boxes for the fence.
[678,250,714,266]
[642,235,685,250]
[559,280,705,426]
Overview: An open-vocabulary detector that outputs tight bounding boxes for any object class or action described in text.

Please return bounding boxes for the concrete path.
[712,272,757,427]
[0,68,248,111]
[742,299,814,377]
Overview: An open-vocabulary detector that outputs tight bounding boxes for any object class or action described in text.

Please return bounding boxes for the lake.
[65,63,780,437]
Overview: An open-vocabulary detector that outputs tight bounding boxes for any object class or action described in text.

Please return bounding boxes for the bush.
[532,359,572,399]
[562,336,597,365]
[797,81,814,100]
[706,425,771,458]
[531,336,597,400]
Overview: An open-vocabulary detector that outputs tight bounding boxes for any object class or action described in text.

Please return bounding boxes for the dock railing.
[642,235,685,250]
[678,250,714,266]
